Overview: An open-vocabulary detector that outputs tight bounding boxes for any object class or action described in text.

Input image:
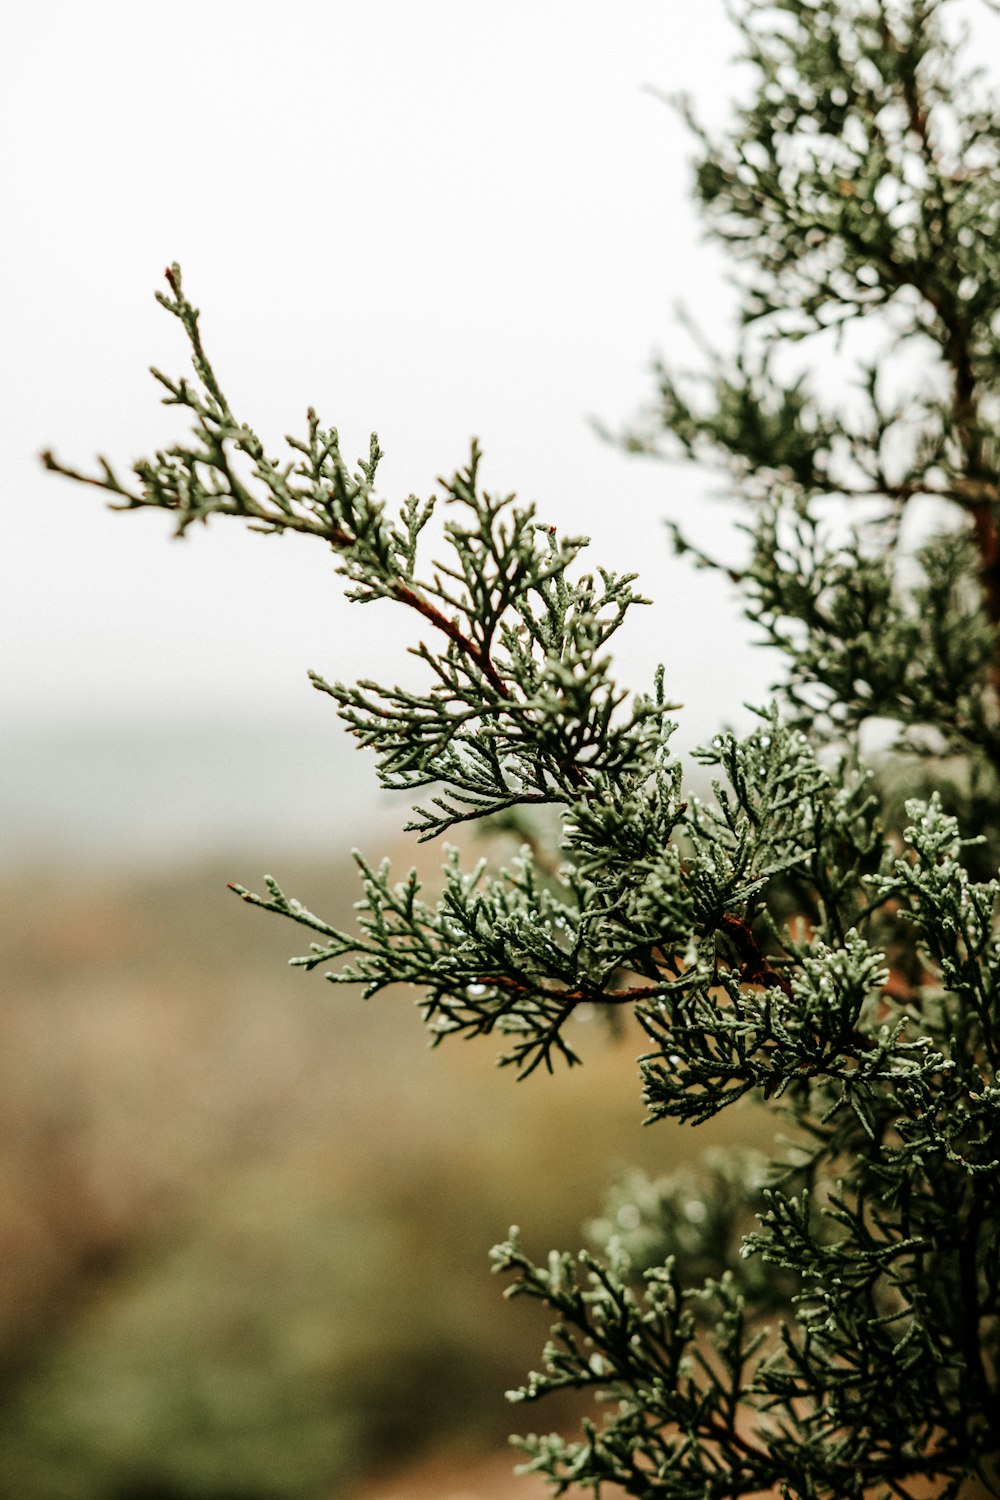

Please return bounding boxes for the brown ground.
[0,850,743,1497]
[361,1449,550,1500]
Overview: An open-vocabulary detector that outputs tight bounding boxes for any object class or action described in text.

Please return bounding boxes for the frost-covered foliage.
[46,0,1000,1493]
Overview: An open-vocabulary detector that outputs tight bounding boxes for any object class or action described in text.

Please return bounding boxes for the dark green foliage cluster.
[46,0,1000,1494]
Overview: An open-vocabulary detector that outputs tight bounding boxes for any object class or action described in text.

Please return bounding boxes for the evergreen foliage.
[46,0,1000,1493]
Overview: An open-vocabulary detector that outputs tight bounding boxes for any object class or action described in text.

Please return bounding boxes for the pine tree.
[45,1,1000,1494]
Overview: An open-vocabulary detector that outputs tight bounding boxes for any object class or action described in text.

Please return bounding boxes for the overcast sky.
[4,1,994,868]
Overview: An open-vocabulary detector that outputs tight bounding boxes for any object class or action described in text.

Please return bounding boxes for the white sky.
[3,1,994,866]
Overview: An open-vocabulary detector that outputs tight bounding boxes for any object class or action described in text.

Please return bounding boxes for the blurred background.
[10,2,994,1496]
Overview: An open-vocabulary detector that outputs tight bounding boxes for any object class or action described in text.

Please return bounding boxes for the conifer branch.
[46,1,1000,1490]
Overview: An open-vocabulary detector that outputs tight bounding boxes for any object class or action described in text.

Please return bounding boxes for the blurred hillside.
[0,719,398,874]
[0,835,758,1499]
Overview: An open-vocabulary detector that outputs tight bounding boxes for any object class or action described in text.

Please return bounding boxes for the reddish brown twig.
[391,581,510,699]
[717,912,794,998]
